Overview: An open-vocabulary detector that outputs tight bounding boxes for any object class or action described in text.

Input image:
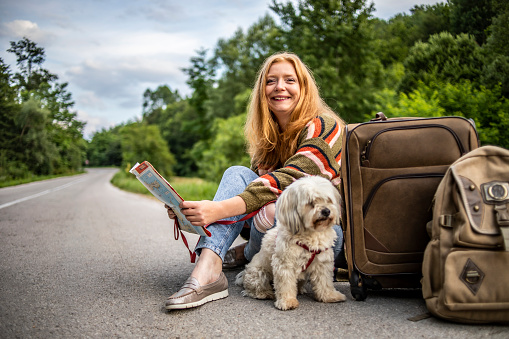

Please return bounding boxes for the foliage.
[270,0,382,123]
[31,0,505,188]
[195,112,251,182]
[449,0,494,45]
[87,126,122,167]
[374,80,509,148]
[398,32,485,93]
[1,38,86,181]
[119,122,175,178]
[372,3,451,67]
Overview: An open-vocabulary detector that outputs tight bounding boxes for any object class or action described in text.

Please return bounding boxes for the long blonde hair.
[245,52,343,170]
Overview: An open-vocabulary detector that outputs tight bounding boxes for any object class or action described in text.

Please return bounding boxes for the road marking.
[0,177,88,210]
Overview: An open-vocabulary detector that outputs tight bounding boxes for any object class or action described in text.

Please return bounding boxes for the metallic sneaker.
[165,272,228,310]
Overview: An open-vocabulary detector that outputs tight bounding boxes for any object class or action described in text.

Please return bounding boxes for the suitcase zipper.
[362,173,445,218]
[361,124,466,164]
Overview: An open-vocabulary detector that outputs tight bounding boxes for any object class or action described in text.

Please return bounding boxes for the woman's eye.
[266,79,275,85]
[286,78,295,83]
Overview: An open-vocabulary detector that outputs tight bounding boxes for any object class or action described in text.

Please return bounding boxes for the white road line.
[0,177,88,210]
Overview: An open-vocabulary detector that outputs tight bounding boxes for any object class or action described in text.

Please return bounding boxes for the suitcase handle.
[371,112,387,121]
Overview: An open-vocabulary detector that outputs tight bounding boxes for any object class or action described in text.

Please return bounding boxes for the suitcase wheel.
[350,270,367,301]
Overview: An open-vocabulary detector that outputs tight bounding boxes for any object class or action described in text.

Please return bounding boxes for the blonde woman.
[165,52,346,310]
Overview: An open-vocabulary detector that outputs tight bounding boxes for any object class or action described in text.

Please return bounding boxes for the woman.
[165,52,345,310]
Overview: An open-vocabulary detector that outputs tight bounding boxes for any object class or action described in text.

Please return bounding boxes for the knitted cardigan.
[238,114,343,214]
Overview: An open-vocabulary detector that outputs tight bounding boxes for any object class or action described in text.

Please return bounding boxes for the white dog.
[236,176,346,310]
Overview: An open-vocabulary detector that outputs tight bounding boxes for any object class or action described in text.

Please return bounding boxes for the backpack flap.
[450,170,506,249]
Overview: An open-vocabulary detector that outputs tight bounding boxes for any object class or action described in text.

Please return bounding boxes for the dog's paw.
[318,290,347,303]
[275,298,299,310]
[235,271,245,286]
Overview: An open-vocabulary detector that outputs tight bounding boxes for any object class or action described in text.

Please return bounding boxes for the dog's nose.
[321,208,330,217]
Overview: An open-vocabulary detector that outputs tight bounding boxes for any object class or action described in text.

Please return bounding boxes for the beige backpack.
[422,146,509,323]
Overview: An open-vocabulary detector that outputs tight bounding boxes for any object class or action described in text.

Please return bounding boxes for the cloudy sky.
[0,0,440,139]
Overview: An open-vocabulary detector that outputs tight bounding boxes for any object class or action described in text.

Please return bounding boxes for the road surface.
[0,168,507,338]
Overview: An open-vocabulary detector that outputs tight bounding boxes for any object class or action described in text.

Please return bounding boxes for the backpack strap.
[494,204,509,251]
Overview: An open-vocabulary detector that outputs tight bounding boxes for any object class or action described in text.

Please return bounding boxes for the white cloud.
[0,20,55,44]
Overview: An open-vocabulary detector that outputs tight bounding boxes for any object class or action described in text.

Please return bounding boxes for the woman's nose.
[275,80,285,91]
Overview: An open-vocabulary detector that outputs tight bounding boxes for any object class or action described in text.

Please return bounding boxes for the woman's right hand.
[164,204,177,219]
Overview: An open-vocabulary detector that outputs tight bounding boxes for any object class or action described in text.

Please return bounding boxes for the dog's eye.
[307,202,315,208]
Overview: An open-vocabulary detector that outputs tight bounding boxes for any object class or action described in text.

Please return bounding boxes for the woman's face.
[265,61,300,129]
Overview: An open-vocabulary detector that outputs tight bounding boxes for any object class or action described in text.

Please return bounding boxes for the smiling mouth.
[272,96,290,101]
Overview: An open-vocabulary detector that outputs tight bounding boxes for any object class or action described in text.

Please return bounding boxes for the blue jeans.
[195,166,344,262]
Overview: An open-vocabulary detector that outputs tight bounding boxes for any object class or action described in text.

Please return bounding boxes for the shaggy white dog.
[236,176,346,310]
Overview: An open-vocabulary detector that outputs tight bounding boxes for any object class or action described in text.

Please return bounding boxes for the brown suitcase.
[340,113,479,300]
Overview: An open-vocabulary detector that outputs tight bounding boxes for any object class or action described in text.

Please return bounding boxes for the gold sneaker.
[165,272,228,310]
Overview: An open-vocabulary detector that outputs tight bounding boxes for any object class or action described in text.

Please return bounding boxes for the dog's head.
[276,176,341,234]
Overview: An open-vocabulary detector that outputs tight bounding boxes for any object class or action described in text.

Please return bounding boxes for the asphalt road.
[1,168,508,338]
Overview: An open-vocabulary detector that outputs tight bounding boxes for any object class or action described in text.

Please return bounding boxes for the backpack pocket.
[444,250,509,311]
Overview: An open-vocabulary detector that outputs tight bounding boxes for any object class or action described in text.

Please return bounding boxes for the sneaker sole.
[165,289,229,310]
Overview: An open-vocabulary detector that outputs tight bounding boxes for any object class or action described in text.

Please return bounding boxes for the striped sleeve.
[238,114,343,213]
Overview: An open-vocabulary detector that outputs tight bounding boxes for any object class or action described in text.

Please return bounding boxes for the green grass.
[0,170,86,188]
[110,170,218,201]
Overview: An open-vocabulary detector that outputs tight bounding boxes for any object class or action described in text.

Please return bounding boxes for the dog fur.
[235,175,346,310]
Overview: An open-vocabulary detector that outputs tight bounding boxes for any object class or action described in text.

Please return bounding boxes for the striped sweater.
[238,114,343,213]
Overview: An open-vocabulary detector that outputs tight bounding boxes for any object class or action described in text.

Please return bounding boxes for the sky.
[0,0,441,139]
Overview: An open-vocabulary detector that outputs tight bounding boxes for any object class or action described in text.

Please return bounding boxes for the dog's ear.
[276,184,304,234]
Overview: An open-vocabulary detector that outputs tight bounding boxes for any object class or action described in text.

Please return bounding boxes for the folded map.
[129,161,211,237]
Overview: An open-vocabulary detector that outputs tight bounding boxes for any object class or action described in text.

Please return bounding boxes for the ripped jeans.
[195,166,344,263]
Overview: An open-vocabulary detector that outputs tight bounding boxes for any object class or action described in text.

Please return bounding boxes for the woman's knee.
[221,166,255,182]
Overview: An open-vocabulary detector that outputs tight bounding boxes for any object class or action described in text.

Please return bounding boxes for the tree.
[398,32,485,93]
[87,126,122,167]
[142,85,181,125]
[372,3,451,68]
[120,122,175,178]
[196,113,251,182]
[5,38,86,177]
[271,0,382,123]
[374,80,509,148]
[7,37,57,94]
[449,0,494,45]
[481,0,509,98]
[181,48,216,139]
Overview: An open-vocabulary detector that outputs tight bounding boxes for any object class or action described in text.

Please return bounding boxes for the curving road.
[0,168,507,338]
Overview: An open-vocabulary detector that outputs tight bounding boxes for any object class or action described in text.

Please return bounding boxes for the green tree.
[181,48,216,139]
[374,80,509,148]
[449,0,494,45]
[120,122,175,178]
[373,3,451,67]
[197,113,251,182]
[87,126,122,167]
[481,0,509,98]
[398,32,485,93]
[271,0,382,123]
[142,85,181,125]
[6,38,86,176]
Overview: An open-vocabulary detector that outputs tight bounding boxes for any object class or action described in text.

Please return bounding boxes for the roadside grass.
[0,170,86,188]
[110,170,218,201]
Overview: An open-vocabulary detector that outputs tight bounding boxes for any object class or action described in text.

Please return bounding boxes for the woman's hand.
[166,196,247,227]
[179,200,223,226]
[164,204,177,219]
